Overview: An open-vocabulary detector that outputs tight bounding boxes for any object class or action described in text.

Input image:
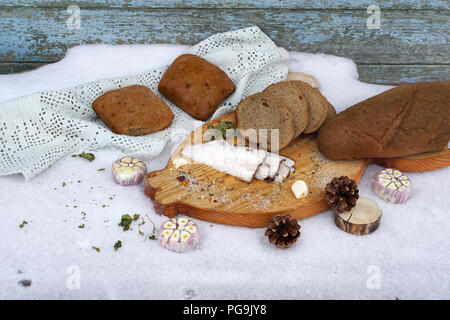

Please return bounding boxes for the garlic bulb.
[112,157,147,186]
[372,168,412,204]
[291,180,309,199]
[158,217,199,253]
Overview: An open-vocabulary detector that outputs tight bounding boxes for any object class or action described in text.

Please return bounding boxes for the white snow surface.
[0,45,449,300]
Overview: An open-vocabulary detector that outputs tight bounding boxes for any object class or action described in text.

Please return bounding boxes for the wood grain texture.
[144,112,449,228]
[0,62,46,74]
[2,0,449,9]
[334,198,382,236]
[145,112,368,228]
[0,7,448,65]
[373,149,450,172]
[357,64,450,84]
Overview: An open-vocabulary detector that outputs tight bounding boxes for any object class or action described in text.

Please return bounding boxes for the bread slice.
[236,92,295,151]
[293,81,328,134]
[326,101,337,120]
[263,81,310,138]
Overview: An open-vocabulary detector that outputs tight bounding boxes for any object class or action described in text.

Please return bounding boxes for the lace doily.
[0,26,289,179]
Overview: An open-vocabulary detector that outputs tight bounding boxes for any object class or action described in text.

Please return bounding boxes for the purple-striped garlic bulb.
[372,168,412,204]
[112,157,147,186]
[158,217,199,253]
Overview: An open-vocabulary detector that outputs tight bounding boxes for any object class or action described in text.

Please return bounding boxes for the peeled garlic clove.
[112,157,147,186]
[372,168,412,204]
[291,180,309,199]
[158,217,199,253]
[172,157,190,169]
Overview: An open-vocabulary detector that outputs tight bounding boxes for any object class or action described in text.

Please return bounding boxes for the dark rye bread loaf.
[317,82,450,160]
[263,81,309,138]
[236,92,295,151]
[158,54,235,121]
[92,85,174,136]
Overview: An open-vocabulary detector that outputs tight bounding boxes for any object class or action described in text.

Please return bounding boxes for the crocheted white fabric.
[0,26,289,179]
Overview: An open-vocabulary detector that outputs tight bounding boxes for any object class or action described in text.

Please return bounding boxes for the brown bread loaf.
[317,82,450,160]
[92,85,174,136]
[158,54,235,121]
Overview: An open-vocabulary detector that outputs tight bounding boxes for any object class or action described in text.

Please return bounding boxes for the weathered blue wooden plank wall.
[0,0,448,84]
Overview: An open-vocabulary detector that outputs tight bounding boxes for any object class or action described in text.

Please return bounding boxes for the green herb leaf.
[19,221,28,228]
[97,168,105,171]
[206,121,236,141]
[92,246,100,252]
[133,214,140,221]
[118,214,133,231]
[73,152,95,162]
[78,224,85,229]
[114,240,122,251]
[148,235,157,241]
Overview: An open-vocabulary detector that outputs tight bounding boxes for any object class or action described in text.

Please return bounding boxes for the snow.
[0,44,449,300]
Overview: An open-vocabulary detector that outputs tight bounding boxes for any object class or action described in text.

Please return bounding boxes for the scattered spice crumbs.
[18,279,32,287]
[19,221,28,228]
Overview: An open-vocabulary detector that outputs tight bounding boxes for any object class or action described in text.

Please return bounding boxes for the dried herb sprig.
[72,152,95,162]
[118,214,133,231]
[114,240,122,251]
[206,121,236,141]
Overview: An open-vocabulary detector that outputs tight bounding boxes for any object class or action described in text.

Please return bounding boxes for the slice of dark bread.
[326,101,337,120]
[263,81,310,138]
[293,81,328,134]
[236,92,295,151]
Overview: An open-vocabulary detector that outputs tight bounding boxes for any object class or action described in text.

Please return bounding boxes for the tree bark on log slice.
[334,197,382,235]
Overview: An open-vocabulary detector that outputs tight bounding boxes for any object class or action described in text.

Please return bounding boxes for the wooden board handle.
[372,149,450,172]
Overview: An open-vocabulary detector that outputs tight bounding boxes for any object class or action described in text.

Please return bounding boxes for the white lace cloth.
[0,26,289,179]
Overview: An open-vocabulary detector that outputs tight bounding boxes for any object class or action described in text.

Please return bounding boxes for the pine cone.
[265,214,301,248]
[324,176,359,213]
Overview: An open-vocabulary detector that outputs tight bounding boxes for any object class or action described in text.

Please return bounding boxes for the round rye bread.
[264,81,310,138]
[236,92,295,151]
[293,81,328,134]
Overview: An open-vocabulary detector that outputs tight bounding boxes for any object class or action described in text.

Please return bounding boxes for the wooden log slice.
[334,197,382,235]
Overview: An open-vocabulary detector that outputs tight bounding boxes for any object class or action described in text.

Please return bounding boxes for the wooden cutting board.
[145,112,450,228]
